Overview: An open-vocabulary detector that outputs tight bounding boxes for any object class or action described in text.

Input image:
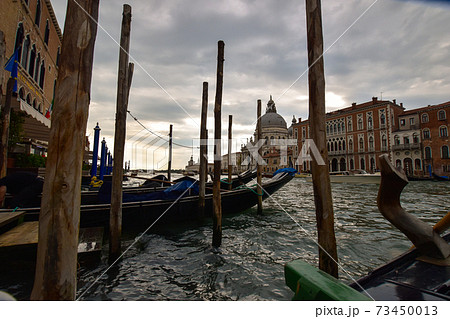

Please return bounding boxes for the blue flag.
[4,49,19,93]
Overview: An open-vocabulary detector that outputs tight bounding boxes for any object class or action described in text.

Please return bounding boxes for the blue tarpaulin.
[273,167,297,176]
[98,179,199,204]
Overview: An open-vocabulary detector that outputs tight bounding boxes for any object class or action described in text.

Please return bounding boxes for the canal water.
[1,177,449,300]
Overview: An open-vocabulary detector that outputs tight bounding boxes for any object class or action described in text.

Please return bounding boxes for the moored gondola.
[0,172,293,232]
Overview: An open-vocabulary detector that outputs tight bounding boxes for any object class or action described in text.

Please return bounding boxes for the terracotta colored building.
[1,0,62,156]
[414,102,449,177]
[292,97,405,173]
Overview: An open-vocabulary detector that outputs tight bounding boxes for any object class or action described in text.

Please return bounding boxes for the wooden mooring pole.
[0,78,14,179]
[198,82,208,217]
[306,0,338,278]
[30,0,99,300]
[227,115,232,190]
[109,4,132,263]
[168,124,173,182]
[212,40,224,248]
[256,100,263,214]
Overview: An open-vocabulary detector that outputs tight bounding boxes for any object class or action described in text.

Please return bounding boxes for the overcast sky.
[51,0,450,169]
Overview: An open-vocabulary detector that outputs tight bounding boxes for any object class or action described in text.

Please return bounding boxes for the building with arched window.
[292,97,405,173]
[1,0,62,159]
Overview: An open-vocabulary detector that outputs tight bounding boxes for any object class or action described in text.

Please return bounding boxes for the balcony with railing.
[392,143,421,151]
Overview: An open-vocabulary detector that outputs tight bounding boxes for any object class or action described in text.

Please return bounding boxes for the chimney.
[393,99,396,104]
[372,97,378,104]
[352,102,356,108]
[400,103,403,108]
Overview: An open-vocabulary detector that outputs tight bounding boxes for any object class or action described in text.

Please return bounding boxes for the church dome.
[260,96,287,129]
[261,112,287,128]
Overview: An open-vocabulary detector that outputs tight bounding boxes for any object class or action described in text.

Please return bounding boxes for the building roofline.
[45,0,63,42]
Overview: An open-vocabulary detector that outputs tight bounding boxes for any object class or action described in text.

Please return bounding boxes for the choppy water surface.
[2,178,449,300]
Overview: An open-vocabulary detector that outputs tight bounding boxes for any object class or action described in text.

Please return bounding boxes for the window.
[357,118,363,130]
[39,61,45,88]
[382,135,387,148]
[425,147,432,159]
[294,129,298,139]
[368,117,373,129]
[342,140,346,151]
[396,160,401,167]
[348,139,353,151]
[369,136,374,149]
[413,133,419,144]
[14,23,24,60]
[35,0,42,27]
[421,113,429,123]
[28,45,36,77]
[410,118,414,125]
[394,135,400,145]
[403,136,410,145]
[360,158,365,170]
[380,113,386,126]
[415,159,421,170]
[442,146,449,159]
[440,126,448,137]
[44,20,50,45]
[359,138,364,151]
[326,125,329,135]
[338,141,342,151]
[56,47,61,67]
[34,53,40,82]
[21,35,30,69]
[348,119,352,132]
[334,124,337,134]
[400,119,406,126]
[438,110,446,120]
[423,129,431,139]
[337,123,341,134]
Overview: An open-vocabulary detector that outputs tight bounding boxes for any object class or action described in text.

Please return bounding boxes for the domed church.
[254,96,289,146]
[247,96,292,173]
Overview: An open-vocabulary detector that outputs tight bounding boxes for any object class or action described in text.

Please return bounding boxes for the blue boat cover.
[98,179,199,204]
[273,167,297,176]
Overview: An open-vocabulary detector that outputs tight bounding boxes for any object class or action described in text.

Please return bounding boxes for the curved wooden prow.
[377,154,450,259]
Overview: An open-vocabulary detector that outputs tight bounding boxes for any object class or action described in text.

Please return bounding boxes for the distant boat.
[432,173,450,182]
[306,170,381,184]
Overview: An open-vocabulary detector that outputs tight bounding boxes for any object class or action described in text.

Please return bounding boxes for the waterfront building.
[392,111,422,177]
[412,102,449,177]
[0,0,62,157]
[241,96,291,173]
[292,97,405,173]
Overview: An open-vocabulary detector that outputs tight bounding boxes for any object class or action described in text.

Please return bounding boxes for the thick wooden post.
[0,31,5,103]
[256,100,263,214]
[198,82,208,217]
[109,4,132,262]
[227,115,233,190]
[212,40,224,248]
[306,0,338,278]
[31,0,99,300]
[0,78,14,178]
[168,124,173,181]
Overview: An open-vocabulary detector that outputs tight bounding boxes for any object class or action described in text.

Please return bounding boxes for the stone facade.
[1,0,62,154]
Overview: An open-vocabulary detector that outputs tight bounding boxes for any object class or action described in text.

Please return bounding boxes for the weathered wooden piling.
[30,0,99,300]
[227,115,233,190]
[109,4,132,262]
[168,124,173,182]
[212,40,224,247]
[0,78,14,178]
[306,0,338,278]
[256,100,263,214]
[198,82,208,217]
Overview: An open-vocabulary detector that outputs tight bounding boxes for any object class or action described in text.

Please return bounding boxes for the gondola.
[284,155,450,301]
[0,172,293,231]
[348,233,450,301]
[432,173,450,182]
